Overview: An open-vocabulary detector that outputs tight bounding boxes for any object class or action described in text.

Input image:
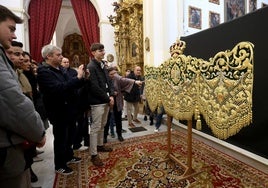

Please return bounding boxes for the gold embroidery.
[145,40,254,139]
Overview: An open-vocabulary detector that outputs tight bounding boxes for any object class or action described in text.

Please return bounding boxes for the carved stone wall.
[109,0,143,74]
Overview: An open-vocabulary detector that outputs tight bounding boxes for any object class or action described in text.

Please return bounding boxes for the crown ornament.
[169,38,186,57]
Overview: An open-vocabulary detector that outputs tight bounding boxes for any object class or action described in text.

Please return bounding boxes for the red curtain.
[70,0,100,55]
[29,0,62,62]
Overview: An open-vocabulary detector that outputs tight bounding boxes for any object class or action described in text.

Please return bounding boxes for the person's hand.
[141,94,146,100]
[77,64,84,79]
[84,68,90,79]
[135,80,143,87]
[109,96,114,107]
[36,136,46,148]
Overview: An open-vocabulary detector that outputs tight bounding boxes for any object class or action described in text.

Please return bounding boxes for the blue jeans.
[109,111,115,135]
[155,107,165,129]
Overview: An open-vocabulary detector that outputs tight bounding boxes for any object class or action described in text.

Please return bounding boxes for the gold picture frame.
[188,6,202,29]
[209,0,220,5]
[209,11,220,28]
[225,0,246,22]
[249,0,257,12]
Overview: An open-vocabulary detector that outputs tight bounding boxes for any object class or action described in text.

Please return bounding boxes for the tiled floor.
[31,114,268,188]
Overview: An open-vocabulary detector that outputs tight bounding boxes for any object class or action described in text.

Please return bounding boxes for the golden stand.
[166,115,204,180]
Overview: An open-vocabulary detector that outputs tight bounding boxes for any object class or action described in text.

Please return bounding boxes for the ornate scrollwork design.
[144,66,160,112]
[110,0,143,73]
[200,42,254,80]
[198,42,254,139]
[158,55,198,120]
[145,41,254,139]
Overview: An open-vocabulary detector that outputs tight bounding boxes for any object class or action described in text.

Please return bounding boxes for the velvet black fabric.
[180,7,268,159]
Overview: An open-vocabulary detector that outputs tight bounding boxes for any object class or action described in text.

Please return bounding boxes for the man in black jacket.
[37,45,85,175]
[61,57,89,150]
[124,66,144,127]
[86,43,114,166]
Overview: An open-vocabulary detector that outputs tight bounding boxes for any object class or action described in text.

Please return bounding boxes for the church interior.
[1,0,268,187]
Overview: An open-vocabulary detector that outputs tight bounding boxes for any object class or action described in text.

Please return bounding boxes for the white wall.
[144,0,181,67]
[143,0,268,67]
[92,0,116,62]
[183,0,268,36]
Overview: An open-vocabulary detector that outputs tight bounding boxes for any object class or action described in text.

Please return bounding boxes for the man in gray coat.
[0,5,46,187]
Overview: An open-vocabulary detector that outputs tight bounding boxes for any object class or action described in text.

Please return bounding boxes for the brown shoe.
[91,155,103,166]
[97,145,113,152]
[128,122,136,128]
[133,119,141,124]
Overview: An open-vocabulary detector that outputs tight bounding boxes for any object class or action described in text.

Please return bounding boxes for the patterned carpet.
[53,131,268,188]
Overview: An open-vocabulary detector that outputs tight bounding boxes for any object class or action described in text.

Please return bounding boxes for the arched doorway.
[27,0,100,62]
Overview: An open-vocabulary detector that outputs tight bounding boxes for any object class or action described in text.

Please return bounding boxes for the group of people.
[0,5,166,187]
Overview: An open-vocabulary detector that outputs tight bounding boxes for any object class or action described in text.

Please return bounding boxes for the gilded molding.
[109,0,143,73]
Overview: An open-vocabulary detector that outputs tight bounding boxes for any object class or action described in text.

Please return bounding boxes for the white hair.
[41,44,62,59]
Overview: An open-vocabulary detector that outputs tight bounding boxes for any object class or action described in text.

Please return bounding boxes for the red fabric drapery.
[29,0,62,62]
[70,0,100,55]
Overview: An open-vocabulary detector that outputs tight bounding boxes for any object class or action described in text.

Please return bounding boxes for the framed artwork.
[209,11,220,28]
[106,54,114,62]
[262,3,268,7]
[225,0,246,22]
[188,6,202,29]
[209,0,220,5]
[249,0,257,12]
[131,42,137,57]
